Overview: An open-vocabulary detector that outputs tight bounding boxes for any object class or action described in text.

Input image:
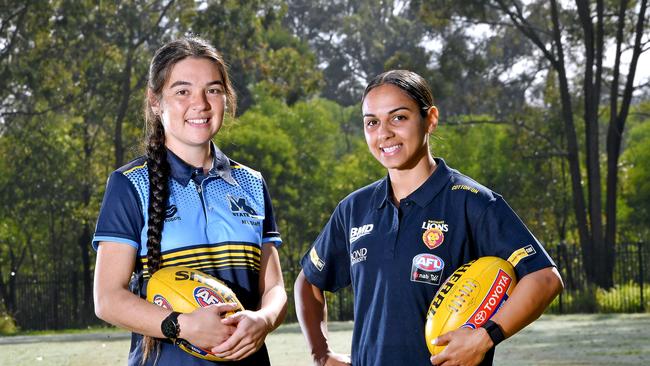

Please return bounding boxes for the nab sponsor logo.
[165,205,181,222]
[350,224,373,244]
[350,247,368,265]
[193,287,226,307]
[152,294,172,310]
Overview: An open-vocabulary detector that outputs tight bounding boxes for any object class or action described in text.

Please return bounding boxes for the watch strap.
[481,319,505,347]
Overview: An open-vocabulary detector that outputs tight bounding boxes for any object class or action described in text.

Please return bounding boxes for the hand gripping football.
[146,266,244,361]
[425,257,517,355]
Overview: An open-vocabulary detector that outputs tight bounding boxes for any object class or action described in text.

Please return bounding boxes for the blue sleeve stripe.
[92,236,140,251]
[263,236,282,247]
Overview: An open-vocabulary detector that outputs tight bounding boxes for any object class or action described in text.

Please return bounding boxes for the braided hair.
[144,36,236,276]
[141,35,236,363]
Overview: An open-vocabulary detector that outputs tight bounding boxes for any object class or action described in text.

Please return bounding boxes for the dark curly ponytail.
[141,35,237,364]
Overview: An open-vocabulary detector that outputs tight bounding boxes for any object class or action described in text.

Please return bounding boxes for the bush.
[596,281,650,313]
[547,282,650,313]
[0,312,17,335]
[548,285,598,313]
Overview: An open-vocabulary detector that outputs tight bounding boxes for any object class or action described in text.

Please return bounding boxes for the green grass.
[1,315,650,366]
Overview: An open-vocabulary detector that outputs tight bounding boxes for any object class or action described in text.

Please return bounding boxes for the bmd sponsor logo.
[350,224,373,244]
[350,247,368,265]
[152,294,172,310]
[194,287,226,307]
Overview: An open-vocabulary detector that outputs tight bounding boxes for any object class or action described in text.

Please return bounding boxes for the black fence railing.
[546,241,649,313]
[9,271,97,331]
[5,241,648,330]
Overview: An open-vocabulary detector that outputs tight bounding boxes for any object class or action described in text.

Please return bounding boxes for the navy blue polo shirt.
[93,143,281,366]
[300,158,555,366]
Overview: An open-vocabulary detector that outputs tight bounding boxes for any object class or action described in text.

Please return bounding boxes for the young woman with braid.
[93,36,287,365]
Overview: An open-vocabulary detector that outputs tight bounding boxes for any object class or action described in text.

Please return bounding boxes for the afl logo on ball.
[194,287,226,307]
[152,294,172,310]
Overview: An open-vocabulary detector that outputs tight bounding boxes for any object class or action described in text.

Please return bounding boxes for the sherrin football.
[425,256,517,355]
[146,266,244,361]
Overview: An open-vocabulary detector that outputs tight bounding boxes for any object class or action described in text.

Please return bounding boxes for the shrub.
[596,281,650,313]
[0,312,17,335]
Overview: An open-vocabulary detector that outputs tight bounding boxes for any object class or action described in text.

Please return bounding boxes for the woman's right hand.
[314,352,351,366]
[177,303,239,349]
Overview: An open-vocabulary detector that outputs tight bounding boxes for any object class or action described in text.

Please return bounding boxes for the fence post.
[639,241,645,312]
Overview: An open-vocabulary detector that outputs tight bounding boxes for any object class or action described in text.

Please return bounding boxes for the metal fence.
[546,241,648,313]
[9,271,97,331]
[5,242,648,330]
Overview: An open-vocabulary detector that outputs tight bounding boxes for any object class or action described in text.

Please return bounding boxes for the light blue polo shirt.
[93,143,281,366]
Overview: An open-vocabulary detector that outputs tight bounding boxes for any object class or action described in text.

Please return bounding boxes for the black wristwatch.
[161,311,181,340]
[481,320,505,347]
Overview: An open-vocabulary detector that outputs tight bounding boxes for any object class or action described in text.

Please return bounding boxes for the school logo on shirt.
[421,219,448,249]
[350,224,373,244]
[165,205,181,222]
[410,253,445,286]
[227,194,263,225]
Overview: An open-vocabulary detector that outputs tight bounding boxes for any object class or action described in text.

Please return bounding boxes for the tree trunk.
[603,0,648,288]
[549,0,592,283]
[114,52,133,169]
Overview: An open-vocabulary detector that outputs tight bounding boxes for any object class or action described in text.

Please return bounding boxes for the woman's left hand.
[210,310,271,360]
[429,327,492,366]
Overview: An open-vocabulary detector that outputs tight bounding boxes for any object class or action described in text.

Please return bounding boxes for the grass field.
[1,314,649,365]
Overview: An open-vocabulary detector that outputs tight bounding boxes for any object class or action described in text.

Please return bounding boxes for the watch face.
[162,313,179,339]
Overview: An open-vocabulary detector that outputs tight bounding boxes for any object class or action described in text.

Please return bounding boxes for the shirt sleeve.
[474,195,556,279]
[300,203,351,292]
[92,171,144,251]
[262,178,282,246]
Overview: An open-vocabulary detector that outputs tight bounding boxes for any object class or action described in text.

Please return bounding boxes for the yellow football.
[146,266,244,361]
[425,257,517,355]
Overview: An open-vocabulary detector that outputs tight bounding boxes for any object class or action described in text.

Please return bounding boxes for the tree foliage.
[0,0,648,328]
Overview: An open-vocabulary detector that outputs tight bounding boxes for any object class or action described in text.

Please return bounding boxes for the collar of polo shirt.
[166,141,237,186]
[372,158,453,209]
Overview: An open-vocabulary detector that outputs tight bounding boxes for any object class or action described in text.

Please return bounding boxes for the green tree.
[620,104,650,241]
[191,0,322,110]
[420,0,650,287]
